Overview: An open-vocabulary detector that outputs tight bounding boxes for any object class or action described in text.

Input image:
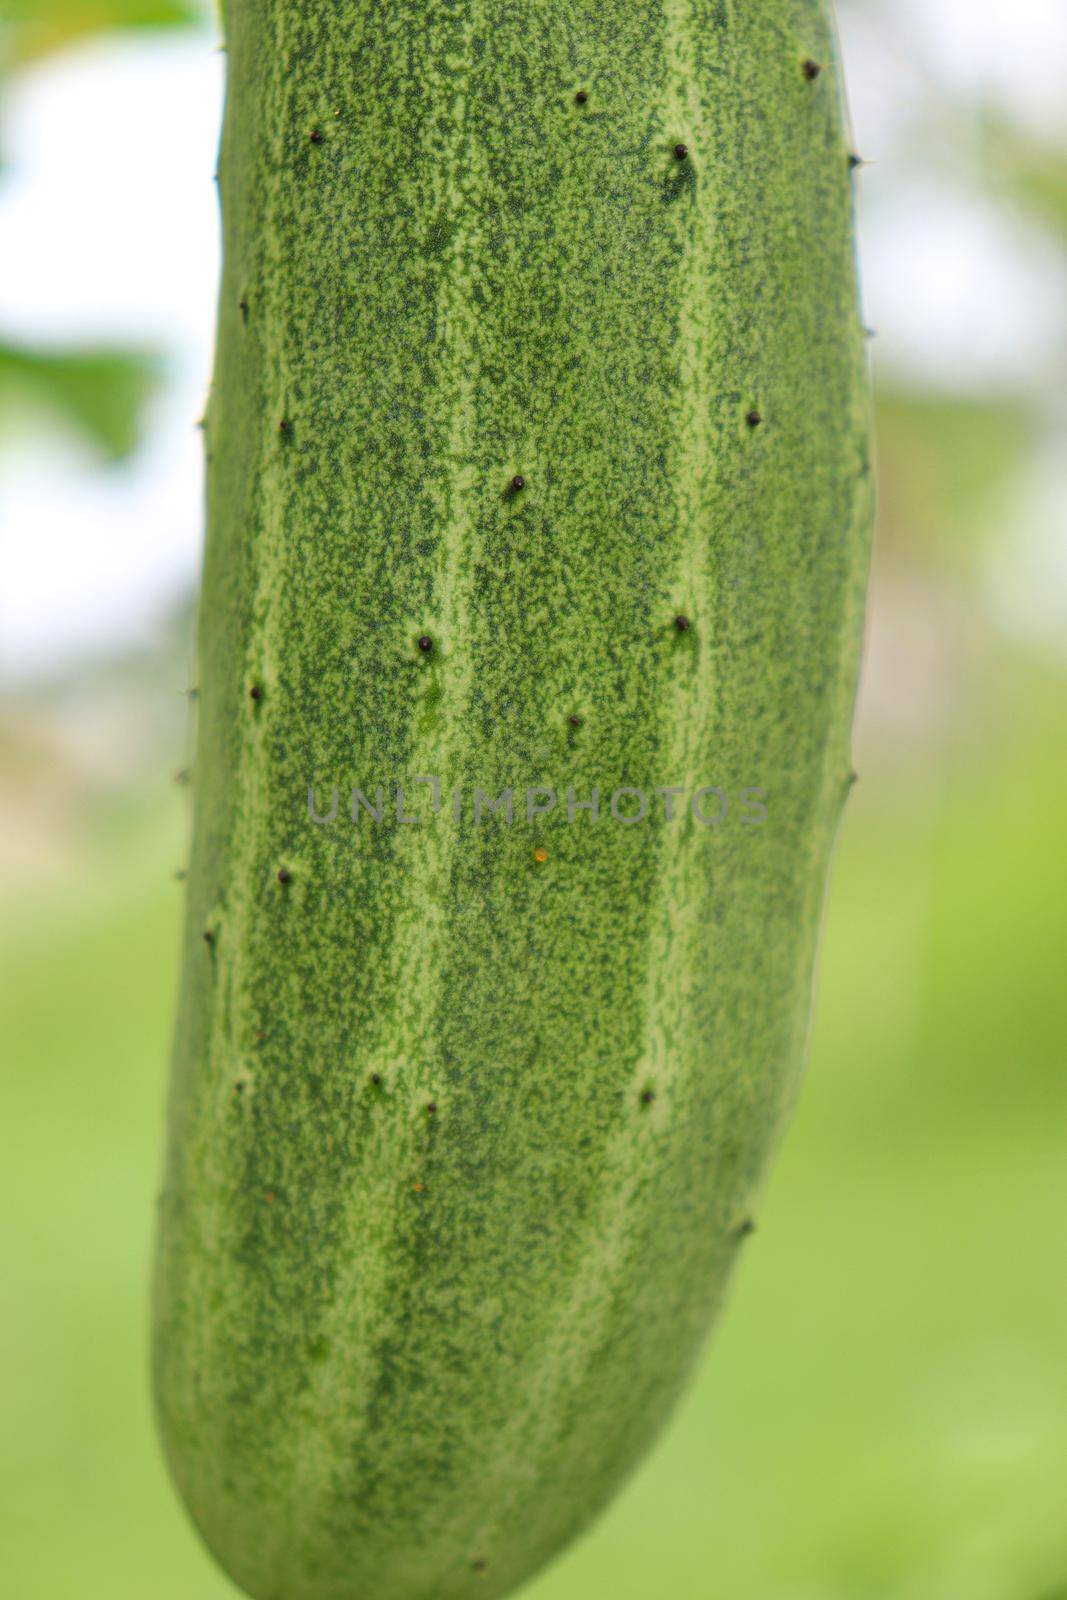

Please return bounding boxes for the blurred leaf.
[874,387,1033,560]
[2,0,203,69]
[981,111,1067,244]
[0,340,161,460]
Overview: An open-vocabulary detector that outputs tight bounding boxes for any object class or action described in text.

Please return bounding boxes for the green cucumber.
[153,2,871,1596]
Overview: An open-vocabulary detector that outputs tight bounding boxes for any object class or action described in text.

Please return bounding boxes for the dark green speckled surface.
[153,2,872,1595]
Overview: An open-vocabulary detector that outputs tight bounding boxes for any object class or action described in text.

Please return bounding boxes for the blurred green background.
[2,3,1066,1598]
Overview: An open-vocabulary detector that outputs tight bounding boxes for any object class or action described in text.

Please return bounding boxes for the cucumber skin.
[153,2,871,1597]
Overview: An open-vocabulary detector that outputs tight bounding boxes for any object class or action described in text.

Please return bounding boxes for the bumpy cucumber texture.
[153,2,872,1597]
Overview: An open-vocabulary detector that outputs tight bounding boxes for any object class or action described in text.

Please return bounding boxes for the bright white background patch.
[0,35,223,680]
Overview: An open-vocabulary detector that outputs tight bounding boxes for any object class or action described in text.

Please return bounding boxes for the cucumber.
[153,2,871,1597]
